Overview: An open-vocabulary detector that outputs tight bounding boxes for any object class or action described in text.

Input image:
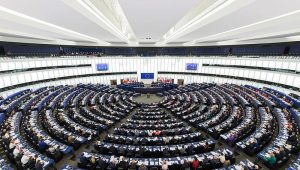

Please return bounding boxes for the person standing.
[161,160,169,170]
[191,157,199,170]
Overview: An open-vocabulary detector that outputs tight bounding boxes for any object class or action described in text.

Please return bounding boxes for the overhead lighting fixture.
[0,28,56,41]
[286,35,300,41]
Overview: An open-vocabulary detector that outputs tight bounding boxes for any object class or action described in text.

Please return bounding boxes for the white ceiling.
[0,0,299,47]
[118,0,199,42]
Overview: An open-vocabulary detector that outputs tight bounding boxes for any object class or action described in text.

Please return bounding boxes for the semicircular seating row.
[0,84,138,169]
[157,83,300,169]
[0,82,299,170]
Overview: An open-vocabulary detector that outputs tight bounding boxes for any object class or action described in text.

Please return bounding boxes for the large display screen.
[186,63,198,70]
[96,63,108,71]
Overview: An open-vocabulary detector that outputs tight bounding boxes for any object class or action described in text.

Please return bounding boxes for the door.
[177,79,184,85]
[110,80,117,85]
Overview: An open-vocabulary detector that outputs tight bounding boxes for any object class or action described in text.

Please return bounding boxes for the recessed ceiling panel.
[177,0,300,42]
[118,0,200,41]
[0,0,120,42]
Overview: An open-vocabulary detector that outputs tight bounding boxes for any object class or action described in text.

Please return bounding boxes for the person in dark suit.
[127,148,134,157]
[276,147,286,161]
[110,144,117,155]
[119,147,126,156]
[186,144,194,154]
[162,147,170,157]
[140,131,146,137]
[125,138,131,145]
[211,154,221,168]
[35,159,44,170]
[26,155,35,169]
[141,138,148,145]
[288,132,298,146]
[97,156,107,170]
[185,135,191,143]
[118,157,128,170]
[108,159,117,170]
[138,147,145,157]
[181,159,190,170]
[202,155,210,169]
[173,147,180,156]
[79,154,89,166]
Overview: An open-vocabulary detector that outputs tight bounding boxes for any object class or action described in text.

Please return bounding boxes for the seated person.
[129,159,138,170]
[119,147,126,156]
[21,154,29,167]
[180,159,190,170]
[108,158,118,170]
[79,153,89,166]
[97,156,107,169]
[118,156,128,170]
[13,146,21,159]
[90,155,97,167]
[139,163,148,170]
[26,155,36,169]
[162,147,170,157]
[109,144,117,155]
[180,146,186,155]
[67,135,75,144]
[9,140,16,151]
[263,152,276,166]
[38,137,48,152]
[47,146,62,161]
[35,159,44,170]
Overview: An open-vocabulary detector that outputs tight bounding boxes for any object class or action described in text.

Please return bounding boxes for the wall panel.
[1,56,300,96]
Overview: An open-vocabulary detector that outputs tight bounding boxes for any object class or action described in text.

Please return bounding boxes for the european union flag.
[141,73,154,79]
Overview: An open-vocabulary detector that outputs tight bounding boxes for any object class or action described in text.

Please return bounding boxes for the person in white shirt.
[48,146,55,153]
[21,154,29,165]
[148,131,152,137]
[4,132,9,140]
[161,160,169,170]
[164,137,170,144]
[234,165,244,170]
[9,140,15,150]
[13,147,20,157]
[219,154,230,166]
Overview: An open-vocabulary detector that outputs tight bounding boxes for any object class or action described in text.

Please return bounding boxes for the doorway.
[110,80,117,85]
[177,79,184,85]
